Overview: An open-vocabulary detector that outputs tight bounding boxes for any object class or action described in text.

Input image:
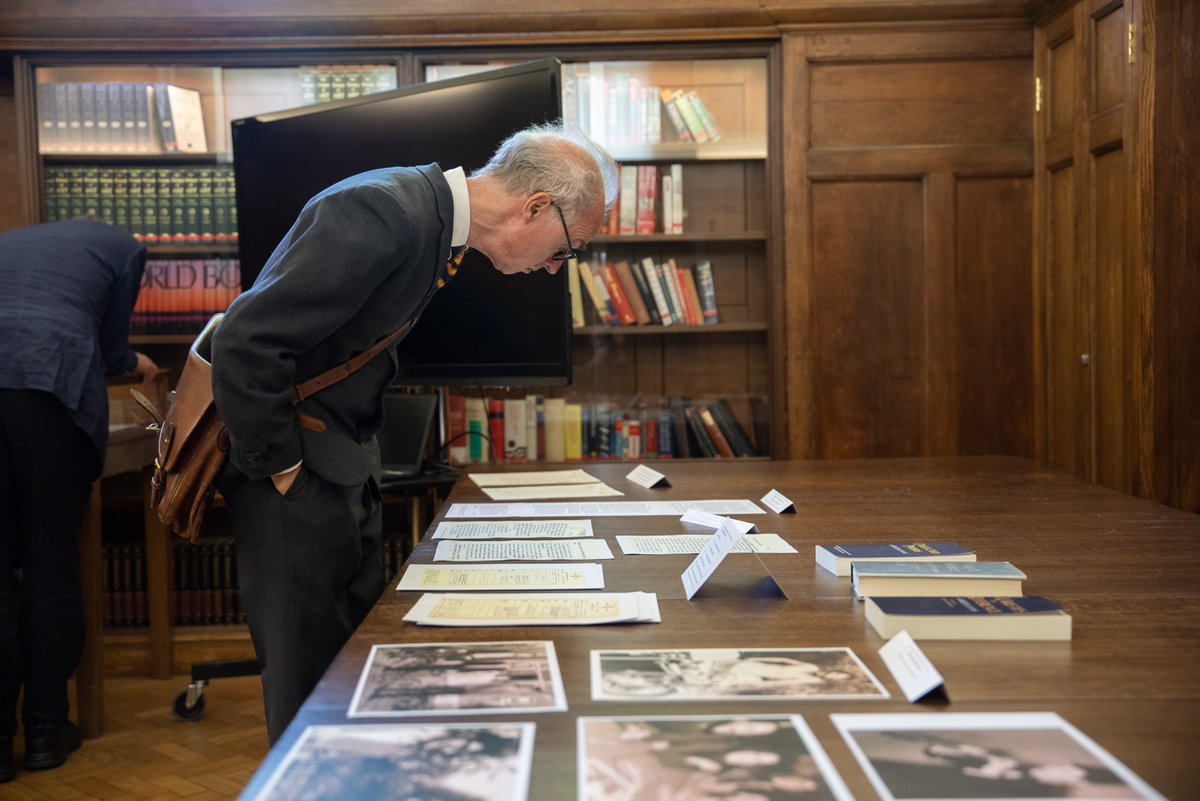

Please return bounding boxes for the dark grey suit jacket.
[211,164,454,486]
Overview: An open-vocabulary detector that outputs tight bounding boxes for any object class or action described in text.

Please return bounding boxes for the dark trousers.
[218,463,383,744]
[0,389,98,738]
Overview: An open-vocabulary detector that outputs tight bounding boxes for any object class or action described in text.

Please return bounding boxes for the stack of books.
[815,541,1072,641]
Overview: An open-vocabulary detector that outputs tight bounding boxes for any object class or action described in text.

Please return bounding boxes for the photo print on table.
[591,647,889,701]
[348,641,567,717]
[832,711,1168,801]
[578,714,854,801]
[250,722,535,801]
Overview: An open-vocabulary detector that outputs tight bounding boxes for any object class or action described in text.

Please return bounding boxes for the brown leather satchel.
[133,312,415,542]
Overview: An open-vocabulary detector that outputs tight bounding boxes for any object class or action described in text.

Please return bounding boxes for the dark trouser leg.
[220,465,382,744]
[0,390,95,734]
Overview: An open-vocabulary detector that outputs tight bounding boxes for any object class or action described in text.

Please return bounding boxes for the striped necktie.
[437,246,467,289]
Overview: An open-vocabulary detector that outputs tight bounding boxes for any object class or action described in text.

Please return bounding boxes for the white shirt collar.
[443,166,470,250]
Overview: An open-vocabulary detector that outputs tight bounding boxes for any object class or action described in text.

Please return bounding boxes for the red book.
[486,399,506,463]
[446,394,467,465]
[601,263,638,326]
[635,164,658,234]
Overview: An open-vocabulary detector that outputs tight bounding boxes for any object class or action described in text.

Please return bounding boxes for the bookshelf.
[29,61,402,346]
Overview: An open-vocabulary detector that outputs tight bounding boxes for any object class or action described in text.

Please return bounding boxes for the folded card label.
[626,464,670,488]
[760,489,796,514]
[879,630,948,703]
[681,517,743,600]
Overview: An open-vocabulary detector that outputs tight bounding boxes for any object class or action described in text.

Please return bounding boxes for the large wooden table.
[236,457,1200,800]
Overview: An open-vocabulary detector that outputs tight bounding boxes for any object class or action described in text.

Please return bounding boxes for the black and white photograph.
[348,641,567,717]
[832,712,1168,801]
[591,647,889,701]
[251,722,535,801]
[578,714,854,801]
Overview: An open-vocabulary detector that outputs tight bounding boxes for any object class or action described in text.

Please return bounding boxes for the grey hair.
[472,120,620,224]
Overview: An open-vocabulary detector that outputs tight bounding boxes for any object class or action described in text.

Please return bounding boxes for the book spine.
[662,258,689,325]
[667,89,710,143]
[684,404,718,457]
[659,87,694,142]
[601,262,637,326]
[641,258,673,326]
[613,260,651,324]
[154,82,177,152]
[698,405,736,458]
[710,398,757,457]
[563,402,583,460]
[543,397,566,462]
[567,259,586,328]
[694,259,720,324]
[486,399,506,463]
[628,259,661,325]
[635,164,657,234]
[685,89,722,141]
[576,260,613,325]
[503,398,528,462]
[617,164,638,235]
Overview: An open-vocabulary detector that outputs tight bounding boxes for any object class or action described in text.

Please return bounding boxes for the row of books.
[606,163,684,236]
[131,259,242,334]
[43,165,238,244]
[101,535,412,630]
[813,542,1072,641]
[561,63,722,147]
[444,395,759,465]
[37,81,207,154]
[571,257,717,328]
[298,64,397,106]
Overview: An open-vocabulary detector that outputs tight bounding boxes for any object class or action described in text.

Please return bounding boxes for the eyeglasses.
[550,202,579,263]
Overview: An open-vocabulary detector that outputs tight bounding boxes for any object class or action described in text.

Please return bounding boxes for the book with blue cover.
[815,542,976,576]
[851,560,1025,599]
[865,595,1072,640]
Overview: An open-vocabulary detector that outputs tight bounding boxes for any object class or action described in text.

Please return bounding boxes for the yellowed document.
[480,483,624,501]
[469,469,600,486]
[403,592,661,626]
[396,563,604,591]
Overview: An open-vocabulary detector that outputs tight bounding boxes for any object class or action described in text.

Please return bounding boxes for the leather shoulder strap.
[291,319,417,406]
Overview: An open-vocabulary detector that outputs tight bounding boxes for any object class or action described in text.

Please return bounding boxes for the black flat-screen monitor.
[231,58,570,387]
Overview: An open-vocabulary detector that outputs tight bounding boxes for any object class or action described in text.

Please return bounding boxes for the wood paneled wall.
[782,26,1035,459]
[0,0,1193,509]
[1035,0,1200,512]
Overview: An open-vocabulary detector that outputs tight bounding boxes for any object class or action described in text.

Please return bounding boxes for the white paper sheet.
[432,520,594,539]
[616,533,797,555]
[446,499,766,519]
[433,539,614,562]
[481,482,624,501]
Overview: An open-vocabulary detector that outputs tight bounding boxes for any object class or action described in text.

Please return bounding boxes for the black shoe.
[23,722,82,771]
[1,736,14,783]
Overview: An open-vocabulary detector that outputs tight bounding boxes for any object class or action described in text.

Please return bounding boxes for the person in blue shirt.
[0,219,159,782]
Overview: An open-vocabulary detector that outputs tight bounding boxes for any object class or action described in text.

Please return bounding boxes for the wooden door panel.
[1045,162,1090,477]
[810,179,925,458]
[955,176,1034,456]
[1092,145,1133,493]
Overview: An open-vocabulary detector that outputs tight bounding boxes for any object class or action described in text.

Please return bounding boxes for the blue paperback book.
[865,596,1072,640]
[850,560,1026,599]
[815,542,976,576]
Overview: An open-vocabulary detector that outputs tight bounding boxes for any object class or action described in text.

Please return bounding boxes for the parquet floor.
[4,675,268,801]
